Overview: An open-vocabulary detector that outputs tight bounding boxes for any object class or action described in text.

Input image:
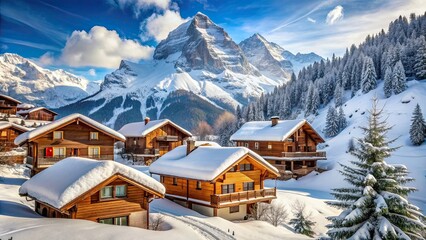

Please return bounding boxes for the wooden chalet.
[0,94,21,116]
[230,117,326,179]
[0,122,30,151]
[149,141,280,220]
[119,117,192,164]
[19,157,165,228]
[17,107,58,121]
[14,113,126,176]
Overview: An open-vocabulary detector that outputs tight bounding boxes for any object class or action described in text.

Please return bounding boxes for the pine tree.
[334,83,343,107]
[383,66,393,98]
[361,57,377,93]
[289,201,316,237]
[393,60,407,94]
[325,107,339,138]
[414,37,426,79]
[338,107,347,132]
[327,98,425,239]
[409,104,426,145]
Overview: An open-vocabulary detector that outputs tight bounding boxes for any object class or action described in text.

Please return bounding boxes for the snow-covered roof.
[230,119,323,142]
[0,94,21,104]
[17,103,35,109]
[0,122,31,132]
[118,119,192,137]
[14,113,126,145]
[17,107,57,115]
[19,157,165,210]
[149,145,279,181]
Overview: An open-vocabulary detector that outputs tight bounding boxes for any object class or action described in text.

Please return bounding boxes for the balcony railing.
[37,155,114,167]
[156,135,179,142]
[281,151,326,158]
[210,188,276,207]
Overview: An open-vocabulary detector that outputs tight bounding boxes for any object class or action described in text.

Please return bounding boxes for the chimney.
[271,116,279,127]
[186,139,196,155]
[144,117,150,125]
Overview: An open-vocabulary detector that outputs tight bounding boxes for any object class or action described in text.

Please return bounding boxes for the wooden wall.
[23,109,56,121]
[0,127,25,151]
[0,97,18,115]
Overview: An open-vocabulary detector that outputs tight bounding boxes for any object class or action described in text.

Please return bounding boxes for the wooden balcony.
[36,155,114,168]
[210,188,276,207]
[281,151,326,158]
[156,135,179,142]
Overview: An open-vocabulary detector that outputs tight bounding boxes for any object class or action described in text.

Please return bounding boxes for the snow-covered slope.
[0,53,100,108]
[273,80,426,212]
[239,34,322,76]
[57,13,287,130]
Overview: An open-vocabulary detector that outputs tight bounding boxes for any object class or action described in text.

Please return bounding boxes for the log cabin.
[17,107,58,121]
[19,157,165,228]
[149,141,280,220]
[0,94,21,116]
[230,117,326,179]
[0,122,31,164]
[118,117,192,164]
[14,113,126,176]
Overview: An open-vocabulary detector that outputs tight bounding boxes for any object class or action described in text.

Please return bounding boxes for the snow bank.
[118,119,192,137]
[14,113,126,145]
[149,145,279,180]
[19,157,165,209]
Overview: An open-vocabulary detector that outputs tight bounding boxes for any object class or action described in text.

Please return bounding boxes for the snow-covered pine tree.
[304,83,314,116]
[312,88,320,115]
[414,36,426,79]
[334,83,343,107]
[324,107,339,138]
[327,98,425,239]
[361,57,377,93]
[338,106,347,132]
[383,66,393,98]
[393,60,407,95]
[409,103,426,146]
[289,201,316,237]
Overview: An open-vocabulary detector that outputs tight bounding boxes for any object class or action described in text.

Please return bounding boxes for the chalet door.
[71,148,79,156]
[287,146,293,152]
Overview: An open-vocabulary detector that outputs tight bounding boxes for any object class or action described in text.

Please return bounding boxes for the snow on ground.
[279,79,426,213]
[0,162,338,239]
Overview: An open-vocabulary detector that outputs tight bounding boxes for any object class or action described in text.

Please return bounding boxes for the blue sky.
[0,0,424,80]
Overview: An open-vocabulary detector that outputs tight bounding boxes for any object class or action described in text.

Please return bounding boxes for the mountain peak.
[191,11,216,29]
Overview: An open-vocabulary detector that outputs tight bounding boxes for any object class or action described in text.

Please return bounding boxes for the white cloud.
[111,0,171,18]
[60,26,154,68]
[326,5,344,25]
[140,10,189,42]
[307,17,316,23]
[38,52,55,66]
[88,68,96,76]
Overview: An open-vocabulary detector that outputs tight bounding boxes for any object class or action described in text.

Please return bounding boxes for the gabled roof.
[149,145,279,181]
[0,94,21,104]
[19,157,165,210]
[230,119,325,142]
[0,122,31,132]
[14,113,126,145]
[118,119,192,137]
[17,107,58,115]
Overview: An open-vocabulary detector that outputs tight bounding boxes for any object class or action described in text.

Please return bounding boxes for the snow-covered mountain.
[57,12,292,130]
[239,33,322,77]
[0,53,100,108]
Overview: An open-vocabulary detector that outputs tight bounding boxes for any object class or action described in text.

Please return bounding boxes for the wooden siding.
[21,109,56,121]
[0,127,26,151]
[0,96,19,115]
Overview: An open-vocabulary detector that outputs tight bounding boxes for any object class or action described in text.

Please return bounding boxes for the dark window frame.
[172,177,178,186]
[221,184,235,194]
[243,182,255,191]
[100,184,128,200]
[196,181,202,190]
[229,205,239,213]
[239,163,253,171]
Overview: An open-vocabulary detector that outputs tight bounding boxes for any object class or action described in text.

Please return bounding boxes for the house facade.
[149,141,280,220]
[0,122,30,151]
[0,94,21,116]
[14,113,126,176]
[230,117,326,179]
[119,117,192,164]
[17,107,57,121]
[19,157,165,228]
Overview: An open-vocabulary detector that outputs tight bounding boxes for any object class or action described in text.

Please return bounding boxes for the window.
[133,139,137,146]
[239,163,253,171]
[229,206,239,213]
[0,130,7,137]
[53,131,63,139]
[287,146,293,152]
[115,185,126,197]
[243,182,254,191]
[268,144,272,149]
[229,166,237,172]
[221,184,235,194]
[173,177,178,185]
[100,186,113,199]
[99,216,128,226]
[275,160,282,165]
[254,142,259,150]
[196,181,202,190]
[53,147,65,157]
[244,143,249,148]
[160,176,164,183]
[90,132,99,140]
[88,146,100,157]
